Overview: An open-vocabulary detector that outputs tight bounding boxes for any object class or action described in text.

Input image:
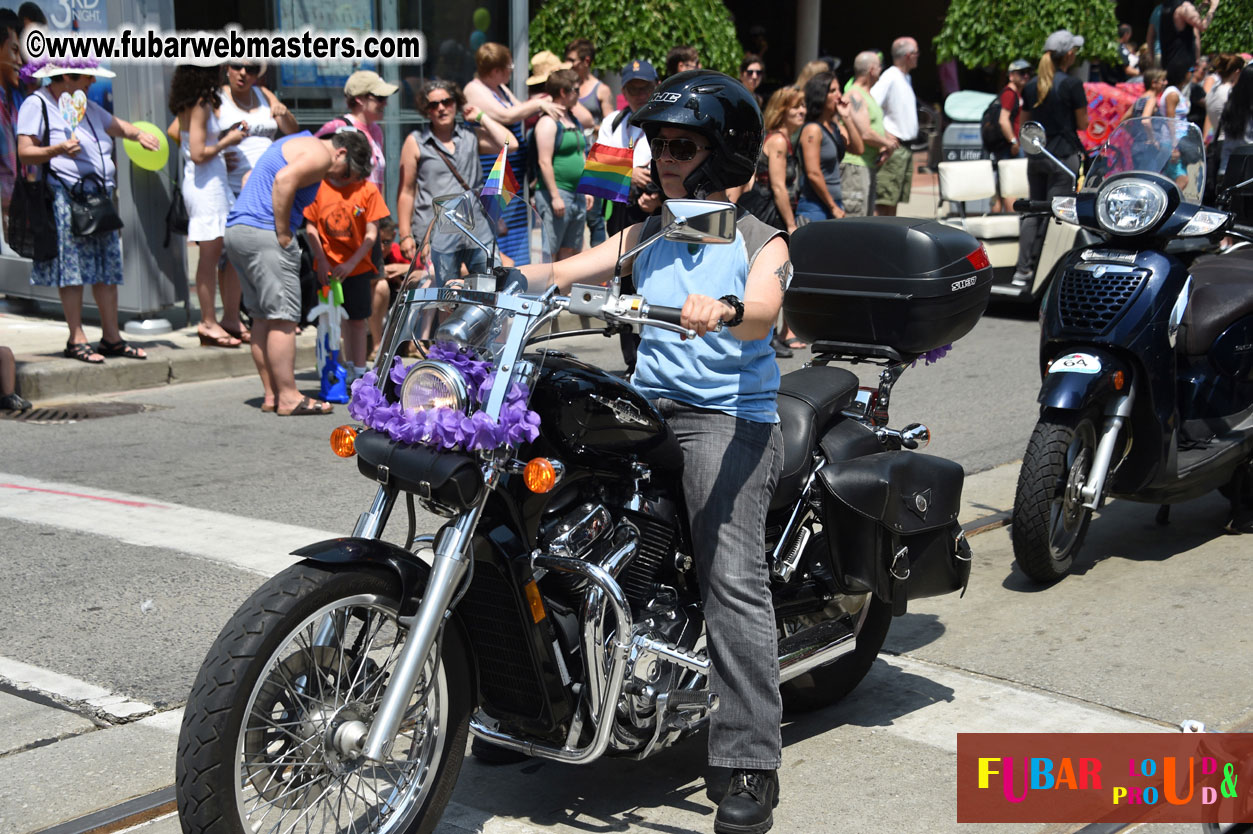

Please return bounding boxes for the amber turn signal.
[524,580,547,623]
[330,425,358,458]
[523,457,557,493]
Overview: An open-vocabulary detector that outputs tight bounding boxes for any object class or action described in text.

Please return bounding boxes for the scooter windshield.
[1084,116,1205,203]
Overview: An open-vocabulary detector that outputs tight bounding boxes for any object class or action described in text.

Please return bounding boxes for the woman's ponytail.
[1036,52,1057,103]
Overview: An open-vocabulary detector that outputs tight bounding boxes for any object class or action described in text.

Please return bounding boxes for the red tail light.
[965,245,991,271]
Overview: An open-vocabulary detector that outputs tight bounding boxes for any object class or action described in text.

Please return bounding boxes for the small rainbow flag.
[577,143,633,203]
[480,145,519,208]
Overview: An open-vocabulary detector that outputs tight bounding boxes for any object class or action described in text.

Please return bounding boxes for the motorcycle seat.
[1181,249,1253,356]
[771,366,861,511]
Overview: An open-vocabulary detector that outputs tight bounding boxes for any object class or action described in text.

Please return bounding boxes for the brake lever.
[605,311,699,340]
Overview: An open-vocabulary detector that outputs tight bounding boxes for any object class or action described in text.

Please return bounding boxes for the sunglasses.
[64,72,86,81]
[426,97,455,112]
[650,137,711,161]
[744,68,763,76]
[229,64,262,75]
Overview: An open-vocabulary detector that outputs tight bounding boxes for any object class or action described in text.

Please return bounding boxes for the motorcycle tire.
[176,561,471,834]
[1011,408,1099,583]
[779,595,892,713]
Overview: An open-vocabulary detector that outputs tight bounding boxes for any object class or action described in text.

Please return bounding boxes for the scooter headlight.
[1096,181,1168,236]
[399,361,469,413]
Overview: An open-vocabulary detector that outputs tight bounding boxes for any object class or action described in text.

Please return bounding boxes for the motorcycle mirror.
[433,191,480,234]
[1019,122,1047,156]
[661,200,737,244]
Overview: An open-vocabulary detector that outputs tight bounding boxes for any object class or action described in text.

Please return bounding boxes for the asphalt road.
[8,307,1249,834]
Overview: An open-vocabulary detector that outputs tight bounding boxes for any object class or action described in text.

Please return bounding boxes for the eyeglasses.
[229,64,262,75]
[744,68,763,76]
[426,97,455,111]
[650,137,711,161]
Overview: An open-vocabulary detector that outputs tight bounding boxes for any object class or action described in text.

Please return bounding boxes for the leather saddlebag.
[355,429,484,510]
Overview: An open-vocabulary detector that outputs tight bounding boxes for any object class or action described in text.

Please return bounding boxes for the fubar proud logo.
[957,733,1253,824]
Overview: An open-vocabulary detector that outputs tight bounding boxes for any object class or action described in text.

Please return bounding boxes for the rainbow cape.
[576,143,633,203]
[480,145,519,207]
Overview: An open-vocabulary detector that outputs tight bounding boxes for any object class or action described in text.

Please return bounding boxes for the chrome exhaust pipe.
[777,601,870,684]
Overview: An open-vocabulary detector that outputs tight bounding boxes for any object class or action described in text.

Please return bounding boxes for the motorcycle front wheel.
[1011,409,1099,582]
[177,562,470,834]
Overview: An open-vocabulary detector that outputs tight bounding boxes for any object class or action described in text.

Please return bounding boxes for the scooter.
[1010,116,1253,582]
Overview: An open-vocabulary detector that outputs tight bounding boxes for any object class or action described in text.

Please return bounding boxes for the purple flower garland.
[348,343,540,452]
[912,344,952,367]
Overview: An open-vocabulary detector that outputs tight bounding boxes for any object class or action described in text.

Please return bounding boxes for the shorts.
[875,145,914,207]
[225,223,302,322]
[339,271,373,320]
[535,188,587,257]
[839,162,874,216]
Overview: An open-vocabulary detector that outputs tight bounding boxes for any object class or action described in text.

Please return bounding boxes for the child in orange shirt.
[303,176,390,378]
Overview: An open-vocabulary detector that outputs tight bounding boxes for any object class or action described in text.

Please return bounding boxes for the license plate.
[1048,353,1102,374]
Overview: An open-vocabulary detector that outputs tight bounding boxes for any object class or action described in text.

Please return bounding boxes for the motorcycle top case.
[817,450,971,612]
[785,217,992,357]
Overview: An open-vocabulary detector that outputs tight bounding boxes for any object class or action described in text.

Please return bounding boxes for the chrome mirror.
[1019,122,1046,156]
[662,200,737,244]
[433,191,479,234]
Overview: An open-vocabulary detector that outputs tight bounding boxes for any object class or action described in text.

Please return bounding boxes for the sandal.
[198,331,241,348]
[277,396,334,417]
[98,338,147,360]
[221,324,251,344]
[783,336,808,350]
[65,341,105,364]
[261,403,276,413]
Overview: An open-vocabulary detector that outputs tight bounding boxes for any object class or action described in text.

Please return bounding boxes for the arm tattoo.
[774,260,792,293]
[851,95,864,113]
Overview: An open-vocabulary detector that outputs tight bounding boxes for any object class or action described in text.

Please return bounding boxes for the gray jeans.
[656,398,784,769]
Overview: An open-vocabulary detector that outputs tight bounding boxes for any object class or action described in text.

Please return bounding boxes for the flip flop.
[277,396,334,417]
[198,331,241,348]
[261,403,276,413]
[783,337,808,350]
[98,338,147,360]
[65,341,105,364]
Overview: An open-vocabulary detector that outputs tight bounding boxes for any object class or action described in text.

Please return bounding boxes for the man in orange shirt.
[303,169,390,379]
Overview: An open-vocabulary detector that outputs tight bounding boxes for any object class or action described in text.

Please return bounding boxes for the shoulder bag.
[164,156,189,247]
[6,95,59,261]
[64,114,124,237]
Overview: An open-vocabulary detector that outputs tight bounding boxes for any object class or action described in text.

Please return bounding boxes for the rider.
[520,70,790,834]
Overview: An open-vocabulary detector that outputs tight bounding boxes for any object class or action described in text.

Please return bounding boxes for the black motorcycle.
[175,191,991,833]
[1011,117,1253,582]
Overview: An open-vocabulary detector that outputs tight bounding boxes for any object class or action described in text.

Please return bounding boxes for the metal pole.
[795,0,821,69]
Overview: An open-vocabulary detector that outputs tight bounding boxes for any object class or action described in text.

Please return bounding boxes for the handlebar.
[646,304,685,326]
[1230,223,1253,242]
[1014,198,1053,214]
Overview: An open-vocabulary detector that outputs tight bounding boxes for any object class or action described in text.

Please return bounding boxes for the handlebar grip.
[1230,224,1253,241]
[1013,198,1052,214]
[647,304,685,325]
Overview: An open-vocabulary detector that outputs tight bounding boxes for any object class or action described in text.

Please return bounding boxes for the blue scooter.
[1010,117,1253,582]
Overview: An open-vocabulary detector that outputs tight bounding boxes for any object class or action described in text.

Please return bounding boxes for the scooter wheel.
[1011,409,1099,582]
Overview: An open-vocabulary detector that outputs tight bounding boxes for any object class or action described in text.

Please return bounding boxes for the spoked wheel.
[1012,409,1100,582]
[779,594,892,713]
[177,562,470,834]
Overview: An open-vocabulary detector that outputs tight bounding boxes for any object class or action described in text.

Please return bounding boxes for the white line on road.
[0,473,341,577]
[0,655,156,722]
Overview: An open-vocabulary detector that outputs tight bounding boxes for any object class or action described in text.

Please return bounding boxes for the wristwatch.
[718,294,745,328]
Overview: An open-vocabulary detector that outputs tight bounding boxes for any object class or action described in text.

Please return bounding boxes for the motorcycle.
[175,188,991,833]
[1010,116,1253,583]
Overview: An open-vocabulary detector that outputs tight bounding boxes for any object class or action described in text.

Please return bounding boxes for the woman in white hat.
[16,59,160,363]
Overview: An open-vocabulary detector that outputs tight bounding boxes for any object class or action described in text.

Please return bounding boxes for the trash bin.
[941,122,988,163]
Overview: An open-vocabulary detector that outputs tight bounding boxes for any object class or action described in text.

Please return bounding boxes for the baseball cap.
[1043,30,1084,55]
[621,59,658,84]
[1008,59,1032,73]
[344,70,398,98]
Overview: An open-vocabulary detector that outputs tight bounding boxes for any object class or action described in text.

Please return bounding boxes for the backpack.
[980,91,1018,152]
[524,117,567,186]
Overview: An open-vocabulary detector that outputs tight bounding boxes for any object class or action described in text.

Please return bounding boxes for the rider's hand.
[680,293,732,338]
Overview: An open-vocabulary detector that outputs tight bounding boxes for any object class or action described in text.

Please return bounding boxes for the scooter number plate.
[1049,353,1102,375]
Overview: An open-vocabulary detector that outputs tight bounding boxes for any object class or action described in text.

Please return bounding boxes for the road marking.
[0,472,340,577]
[0,656,156,722]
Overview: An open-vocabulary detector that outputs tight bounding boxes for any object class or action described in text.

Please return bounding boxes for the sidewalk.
[0,155,948,406]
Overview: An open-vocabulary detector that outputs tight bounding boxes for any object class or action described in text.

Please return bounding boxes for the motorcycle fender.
[292,537,433,620]
[1038,349,1131,414]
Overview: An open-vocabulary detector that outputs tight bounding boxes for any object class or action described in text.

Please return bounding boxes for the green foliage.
[1201,0,1253,54]
[530,0,743,78]
[935,0,1121,71]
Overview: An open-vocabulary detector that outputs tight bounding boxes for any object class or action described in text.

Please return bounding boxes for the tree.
[529,0,743,78]
[1201,0,1253,54]
[935,0,1120,71]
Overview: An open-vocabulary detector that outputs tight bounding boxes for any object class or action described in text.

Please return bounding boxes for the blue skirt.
[479,122,530,266]
[30,182,124,288]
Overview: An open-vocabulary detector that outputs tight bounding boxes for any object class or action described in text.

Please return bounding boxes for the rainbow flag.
[576,143,633,203]
[480,146,519,207]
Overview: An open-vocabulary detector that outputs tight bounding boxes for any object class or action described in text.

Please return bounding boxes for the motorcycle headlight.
[399,361,469,413]
[1096,181,1168,236]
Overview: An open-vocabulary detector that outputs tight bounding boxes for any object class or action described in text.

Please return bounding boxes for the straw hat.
[526,50,571,85]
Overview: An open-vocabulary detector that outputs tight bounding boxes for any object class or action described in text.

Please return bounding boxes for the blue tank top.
[630,215,781,423]
[226,131,323,232]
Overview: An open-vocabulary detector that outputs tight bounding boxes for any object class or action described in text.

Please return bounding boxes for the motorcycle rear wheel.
[177,562,470,834]
[779,595,892,713]
[1012,409,1099,582]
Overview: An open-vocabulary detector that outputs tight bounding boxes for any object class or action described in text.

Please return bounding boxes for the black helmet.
[631,69,763,197]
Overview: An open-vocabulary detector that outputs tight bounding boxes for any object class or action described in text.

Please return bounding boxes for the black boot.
[714,769,778,834]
